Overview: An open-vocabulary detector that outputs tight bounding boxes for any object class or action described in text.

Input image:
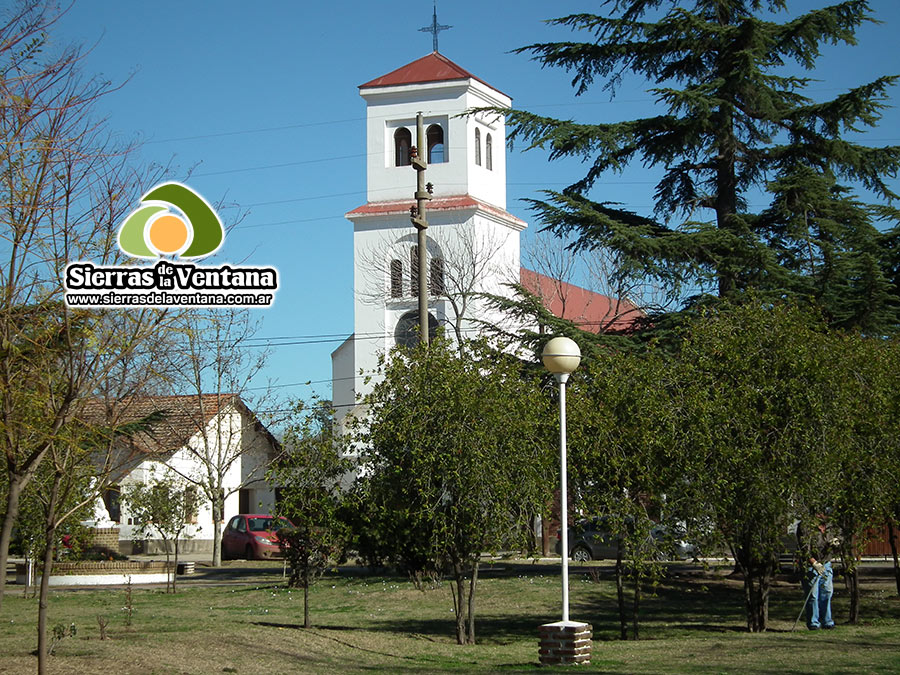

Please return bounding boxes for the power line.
[144,118,363,145]
[193,154,365,178]
[139,85,898,146]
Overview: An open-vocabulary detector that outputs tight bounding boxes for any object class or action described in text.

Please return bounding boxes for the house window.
[394,127,412,167]
[430,258,445,295]
[474,128,481,166]
[103,486,121,523]
[390,259,403,298]
[427,124,445,163]
[185,486,199,524]
[485,133,493,171]
[410,245,419,295]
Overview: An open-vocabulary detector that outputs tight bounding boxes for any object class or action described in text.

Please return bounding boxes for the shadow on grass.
[252,620,356,631]
[346,570,810,643]
[250,563,900,647]
[251,621,434,664]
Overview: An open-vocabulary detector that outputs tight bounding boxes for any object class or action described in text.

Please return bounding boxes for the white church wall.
[331,336,355,431]
[364,82,469,203]
[336,54,527,433]
[463,79,511,209]
[362,77,511,208]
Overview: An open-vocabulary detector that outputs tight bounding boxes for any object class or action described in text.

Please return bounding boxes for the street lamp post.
[541,336,581,621]
[538,337,592,666]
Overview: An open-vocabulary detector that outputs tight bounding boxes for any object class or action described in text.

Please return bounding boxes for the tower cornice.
[345,194,526,232]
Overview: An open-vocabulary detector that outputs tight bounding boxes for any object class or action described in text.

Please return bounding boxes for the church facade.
[332,52,528,426]
[331,51,642,427]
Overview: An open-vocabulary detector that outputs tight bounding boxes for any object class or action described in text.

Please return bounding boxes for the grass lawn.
[1,560,900,673]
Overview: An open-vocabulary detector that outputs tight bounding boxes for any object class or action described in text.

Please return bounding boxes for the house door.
[239,488,252,514]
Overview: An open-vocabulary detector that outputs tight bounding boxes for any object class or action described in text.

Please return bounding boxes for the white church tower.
[332,52,527,425]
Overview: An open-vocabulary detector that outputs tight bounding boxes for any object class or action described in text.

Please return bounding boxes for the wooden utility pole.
[410,112,432,346]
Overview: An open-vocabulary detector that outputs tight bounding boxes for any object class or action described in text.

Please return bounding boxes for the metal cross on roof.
[419,3,451,53]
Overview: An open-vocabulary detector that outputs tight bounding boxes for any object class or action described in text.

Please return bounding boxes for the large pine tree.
[503,0,900,334]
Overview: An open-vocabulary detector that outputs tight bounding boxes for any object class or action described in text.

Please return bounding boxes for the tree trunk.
[743,573,772,632]
[466,562,478,645]
[841,536,861,624]
[737,546,774,632]
[847,567,860,624]
[37,475,61,675]
[541,508,551,557]
[451,560,466,645]
[712,61,738,298]
[163,539,172,593]
[0,474,25,612]
[632,567,642,640]
[212,497,223,566]
[615,542,627,640]
[303,566,310,629]
[173,538,179,594]
[888,519,900,596]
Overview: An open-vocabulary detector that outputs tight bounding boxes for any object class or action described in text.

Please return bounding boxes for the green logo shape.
[118,182,224,259]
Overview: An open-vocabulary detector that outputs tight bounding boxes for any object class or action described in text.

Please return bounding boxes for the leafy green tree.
[566,347,684,639]
[123,471,204,594]
[812,332,900,623]
[266,400,348,629]
[160,309,275,568]
[29,408,160,672]
[353,337,551,645]
[31,429,95,675]
[498,0,900,333]
[0,1,170,610]
[664,301,836,632]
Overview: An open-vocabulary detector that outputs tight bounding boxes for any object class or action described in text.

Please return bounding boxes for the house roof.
[359,52,505,96]
[346,194,526,228]
[77,394,279,457]
[521,268,644,334]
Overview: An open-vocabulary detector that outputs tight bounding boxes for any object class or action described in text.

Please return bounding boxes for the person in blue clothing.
[797,514,840,630]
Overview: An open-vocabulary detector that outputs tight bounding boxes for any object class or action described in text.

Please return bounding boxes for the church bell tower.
[332,51,527,422]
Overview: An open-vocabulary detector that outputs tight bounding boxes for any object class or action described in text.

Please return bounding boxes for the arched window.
[395,310,439,349]
[427,124,445,163]
[410,245,419,295]
[394,127,412,167]
[430,258,445,295]
[474,128,482,166]
[485,133,493,171]
[390,259,403,298]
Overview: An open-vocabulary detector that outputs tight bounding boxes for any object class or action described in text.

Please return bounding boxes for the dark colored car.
[556,517,696,562]
[556,517,618,562]
[222,514,293,560]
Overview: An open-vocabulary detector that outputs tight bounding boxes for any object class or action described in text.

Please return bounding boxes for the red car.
[222,514,293,560]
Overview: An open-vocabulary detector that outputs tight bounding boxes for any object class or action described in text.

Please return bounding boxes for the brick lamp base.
[538,620,592,666]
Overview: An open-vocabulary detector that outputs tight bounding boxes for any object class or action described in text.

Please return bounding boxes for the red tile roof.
[77,394,277,457]
[346,195,526,228]
[360,52,505,96]
[521,268,644,333]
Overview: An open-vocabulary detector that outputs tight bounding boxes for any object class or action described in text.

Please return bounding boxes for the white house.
[82,394,280,554]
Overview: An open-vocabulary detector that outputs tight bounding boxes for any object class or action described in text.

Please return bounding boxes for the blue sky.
[52,1,900,408]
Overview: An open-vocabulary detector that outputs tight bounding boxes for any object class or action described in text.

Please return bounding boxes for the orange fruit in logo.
[148,214,189,254]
